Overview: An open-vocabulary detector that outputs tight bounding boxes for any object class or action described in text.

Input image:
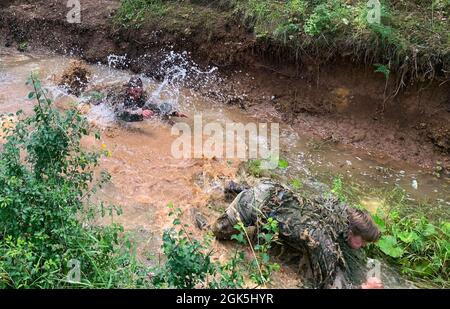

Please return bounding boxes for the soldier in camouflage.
[105,77,187,122]
[213,180,382,289]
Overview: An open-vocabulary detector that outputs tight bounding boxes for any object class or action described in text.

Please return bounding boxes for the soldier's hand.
[173,111,188,118]
[361,277,383,289]
[142,110,154,119]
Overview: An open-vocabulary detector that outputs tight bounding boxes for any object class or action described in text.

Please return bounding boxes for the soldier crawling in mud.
[213,180,383,289]
[105,77,187,123]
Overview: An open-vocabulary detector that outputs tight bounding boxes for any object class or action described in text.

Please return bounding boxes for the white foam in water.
[79,49,223,118]
[107,54,129,69]
[46,83,71,100]
[149,49,222,109]
[87,103,116,125]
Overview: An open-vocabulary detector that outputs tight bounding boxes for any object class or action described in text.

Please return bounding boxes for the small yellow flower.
[101,143,107,150]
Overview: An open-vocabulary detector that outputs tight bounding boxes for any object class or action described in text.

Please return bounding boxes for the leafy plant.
[115,0,168,28]
[232,218,280,286]
[291,178,303,190]
[0,74,150,288]
[87,91,105,101]
[369,209,449,286]
[331,176,346,202]
[152,205,280,288]
[18,42,28,52]
[278,159,289,169]
[152,205,215,289]
[248,159,263,177]
[247,157,289,178]
[374,63,390,80]
[303,0,350,36]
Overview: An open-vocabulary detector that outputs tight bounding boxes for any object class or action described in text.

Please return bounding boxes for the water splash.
[148,50,221,109]
[87,103,116,125]
[107,54,129,69]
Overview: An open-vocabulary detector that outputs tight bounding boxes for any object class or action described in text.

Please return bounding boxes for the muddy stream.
[1,47,448,288]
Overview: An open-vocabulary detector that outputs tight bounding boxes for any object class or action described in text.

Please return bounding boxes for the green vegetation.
[291,178,303,189]
[87,91,105,101]
[246,157,290,178]
[0,71,446,288]
[152,204,279,288]
[115,0,169,27]
[371,210,449,287]
[115,0,449,86]
[329,176,449,288]
[248,158,264,177]
[0,75,150,288]
[230,0,449,84]
[331,176,346,201]
[17,42,28,52]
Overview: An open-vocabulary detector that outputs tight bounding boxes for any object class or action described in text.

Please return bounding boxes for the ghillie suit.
[58,60,91,96]
[212,180,368,289]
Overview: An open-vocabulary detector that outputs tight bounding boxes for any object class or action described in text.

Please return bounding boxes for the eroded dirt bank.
[1,0,449,172]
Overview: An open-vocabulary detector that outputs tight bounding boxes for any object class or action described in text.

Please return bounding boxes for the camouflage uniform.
[104,85,180,122]
[103,85,145,122]
[213,180,368,289]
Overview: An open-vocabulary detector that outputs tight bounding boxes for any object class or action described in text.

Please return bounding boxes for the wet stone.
[190,208,209,230]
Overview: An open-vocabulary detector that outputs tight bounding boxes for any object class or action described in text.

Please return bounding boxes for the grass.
[230,0,449,86]
[115,0,169,27]
[115,0,229,32]
[114,0,450,89]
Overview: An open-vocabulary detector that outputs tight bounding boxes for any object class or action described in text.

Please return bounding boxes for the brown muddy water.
[0,47,448,288]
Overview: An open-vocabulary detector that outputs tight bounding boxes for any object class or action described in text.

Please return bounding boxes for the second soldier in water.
[213,180,383,289]
[105,77,187,123]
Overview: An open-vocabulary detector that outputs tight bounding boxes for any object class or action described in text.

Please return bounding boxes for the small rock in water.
[411,179,418,190]
[190,208,209,230]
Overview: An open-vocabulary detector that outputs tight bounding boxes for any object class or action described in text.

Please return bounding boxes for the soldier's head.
[126,77,144,100]
[346,208,381,249]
